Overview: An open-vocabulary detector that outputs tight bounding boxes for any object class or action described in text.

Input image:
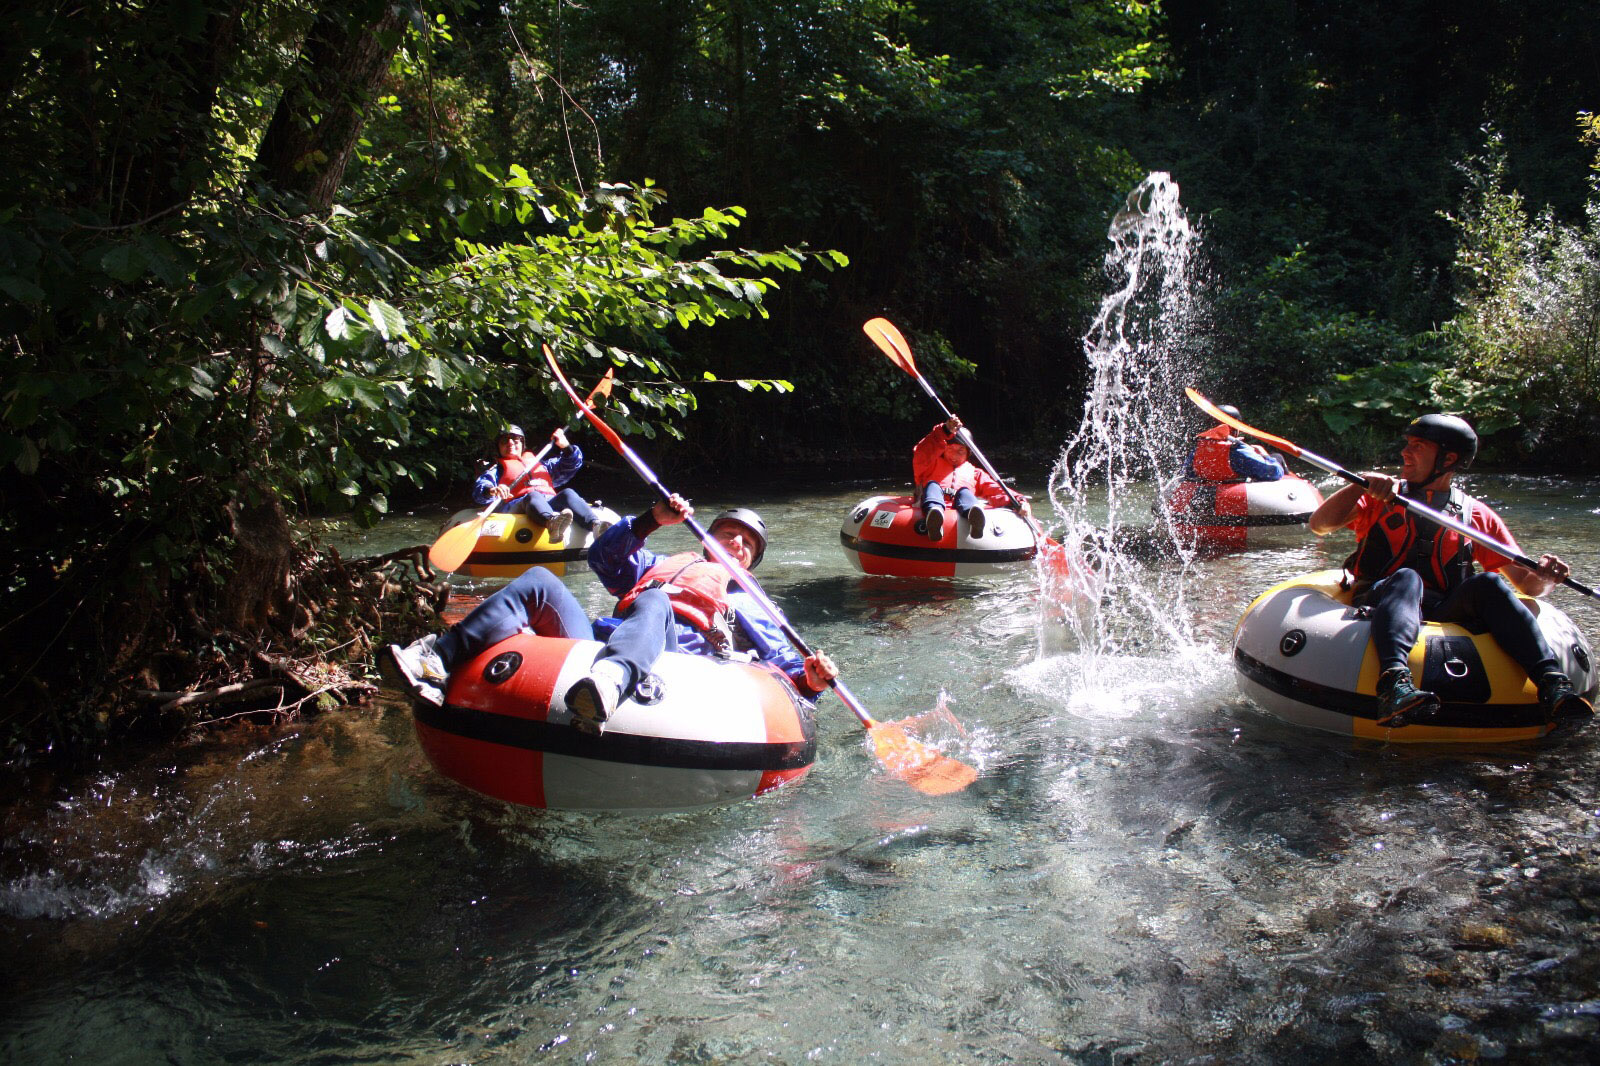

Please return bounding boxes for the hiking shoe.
[544,509,575,542]
[1538,672,1594,725]
[966,506,986,539]
[925,507,945,542]
[387,634,446,707]
[565,659,625,734]
[1375,666,1440,727]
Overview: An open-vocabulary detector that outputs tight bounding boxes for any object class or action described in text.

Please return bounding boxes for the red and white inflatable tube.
[411,634,817,811]
[839,494,1039,578]
[1165,473,1323,550]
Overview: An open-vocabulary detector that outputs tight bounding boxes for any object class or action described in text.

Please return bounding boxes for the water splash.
[1041,173,1209,672]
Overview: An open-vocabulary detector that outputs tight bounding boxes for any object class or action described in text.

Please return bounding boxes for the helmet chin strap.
[1405,452,1461,494]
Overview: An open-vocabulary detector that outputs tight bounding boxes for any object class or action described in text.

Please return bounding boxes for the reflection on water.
[4,472,1599,1063]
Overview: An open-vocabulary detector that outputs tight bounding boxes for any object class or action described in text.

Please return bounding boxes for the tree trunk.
[255,1,412,213]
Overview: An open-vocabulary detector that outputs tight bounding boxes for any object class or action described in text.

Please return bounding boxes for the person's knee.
[1374,568,1424,604]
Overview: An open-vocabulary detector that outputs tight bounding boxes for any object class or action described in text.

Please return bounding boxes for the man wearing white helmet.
[1309,413,1591,727]
[386,495,836,727]
[565,495,836,732]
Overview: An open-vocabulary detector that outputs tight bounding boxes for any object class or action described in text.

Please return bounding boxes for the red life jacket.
[497,452,555,498]
[1346,485,1477,593]
[615,552,735,634]
[934,462,978,495]
[1190,425,1238,481]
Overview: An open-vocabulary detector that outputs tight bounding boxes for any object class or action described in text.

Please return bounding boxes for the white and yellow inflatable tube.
[1233,570,1596,742]
[438,505,621,579]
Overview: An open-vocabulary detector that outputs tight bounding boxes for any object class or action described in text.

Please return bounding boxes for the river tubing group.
[385,329,1598,811]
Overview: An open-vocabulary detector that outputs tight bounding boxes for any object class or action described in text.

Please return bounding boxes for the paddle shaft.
[1185,390,1599,601]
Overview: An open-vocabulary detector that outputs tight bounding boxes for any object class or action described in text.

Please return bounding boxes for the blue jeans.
[498,488,599,527]
[434,571,677,696]
[592,588,681,693]
[921,482,978,516]
[435,568,593,672]
[1366,568,1559,680]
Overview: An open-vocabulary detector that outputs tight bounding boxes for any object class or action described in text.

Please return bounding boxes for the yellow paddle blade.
[869,721,978,795]
[427,515,486,573]
[862,317,918,376]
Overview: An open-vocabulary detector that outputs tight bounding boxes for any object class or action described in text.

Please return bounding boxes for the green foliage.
[0,0,843,747]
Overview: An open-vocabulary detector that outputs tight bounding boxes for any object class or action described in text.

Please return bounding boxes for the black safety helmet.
[708,507,767,569]
[1404,413,1477,484]
[497,424,526,442]
[1217,404,1241,420]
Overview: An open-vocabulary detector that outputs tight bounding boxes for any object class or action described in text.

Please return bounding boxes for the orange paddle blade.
[427,515,486,573]
[869,722,978,795]
[590,368,615,402]
[1183,388,1303,457]
[863,317,918,376]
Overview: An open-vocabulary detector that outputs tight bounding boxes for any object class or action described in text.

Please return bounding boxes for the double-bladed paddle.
[543,344,979,796]
[427,370,615,573]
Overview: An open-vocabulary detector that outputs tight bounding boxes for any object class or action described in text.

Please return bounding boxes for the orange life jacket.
[497,452,555,498]
[1346,485,1477,593]
[615,552,735,634]
[1190,425,1238,481]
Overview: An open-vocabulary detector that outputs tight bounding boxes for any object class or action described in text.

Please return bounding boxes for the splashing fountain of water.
[1033,173,1215,711]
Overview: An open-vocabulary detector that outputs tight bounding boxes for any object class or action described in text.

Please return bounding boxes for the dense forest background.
[3,0,1598,747]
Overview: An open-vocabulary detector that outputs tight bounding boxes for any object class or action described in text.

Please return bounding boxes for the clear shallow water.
[4,473,1600,1064]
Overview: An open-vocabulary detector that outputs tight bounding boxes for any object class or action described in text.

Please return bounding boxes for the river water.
[4,470,1600,1064]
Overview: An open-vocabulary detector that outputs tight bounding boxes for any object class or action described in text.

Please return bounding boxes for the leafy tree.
[0,1,836,749]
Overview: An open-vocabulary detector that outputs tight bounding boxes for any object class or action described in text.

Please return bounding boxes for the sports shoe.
[1375,666,1440,726]
[1537,672,1594,725]
[966,506,986,539]
[925,506,945,542]
[588,517,613,540]
[544,509,575,542]
[387,634,447,707]
[565,659,625,734]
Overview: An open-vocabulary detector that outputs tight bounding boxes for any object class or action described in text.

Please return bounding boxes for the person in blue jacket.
[473,425,605,541]
[387,495,836,732]
[566,495,835,732]
[1186,407,1286,482]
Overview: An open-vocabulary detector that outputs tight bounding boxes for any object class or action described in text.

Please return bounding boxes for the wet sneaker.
[544,509,575,542]
[1375,666,1440,726]
[565,660,624,734]
[925,507,945,542]
[966,506,985,539]
[387,634,446,707]
[1538,672,1594,725]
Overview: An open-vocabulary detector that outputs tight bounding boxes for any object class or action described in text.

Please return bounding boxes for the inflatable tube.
[839,494,1039,578]
[439,505,622,578]
[410,634,816,810]
[1166,473,1322,550]
[1233,570,1597,742]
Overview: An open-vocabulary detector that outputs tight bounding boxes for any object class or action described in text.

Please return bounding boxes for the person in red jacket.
[1308,413,1591,727]
[912,416,1025,541]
